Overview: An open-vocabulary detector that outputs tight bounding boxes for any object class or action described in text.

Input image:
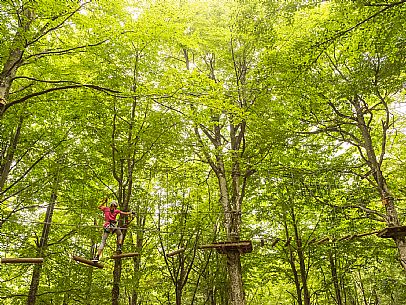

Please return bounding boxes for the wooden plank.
[111,252,140,259]
[72,255,104,269]
[198,241,253,254]
[166,248,185,257]
[0,257,43,264]
[199,241,252,248]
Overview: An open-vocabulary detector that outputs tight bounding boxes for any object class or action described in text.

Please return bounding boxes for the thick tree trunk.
[292,215,310,305]
[0,4,34,118]
[112,258,123,305]
[26,182,58,305]
[352,97,406,270]
[27,264,43,305]
[111,207,130,305]
[0,115,23,192]
[0,47,23,103]
[284,218,302,305]
[287,249,302,305]
[130,244,142,305]
[175,281,183,305]
[194,114,247,305]
[111,94,138,305]
[394,237,406,269]
[130,214,145,305]
[328,250,343,305]
[217,170,245,305]
[85,240,96,305]
[193,40,249,301]
[226,252,245,305]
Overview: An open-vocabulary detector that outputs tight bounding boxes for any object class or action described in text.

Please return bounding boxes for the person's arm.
[120,211,134,216]
[118,209,136,216]
[98,197,108,210]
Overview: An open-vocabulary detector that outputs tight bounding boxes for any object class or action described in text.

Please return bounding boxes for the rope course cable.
[0,218,217,238]
[3,169,404,263]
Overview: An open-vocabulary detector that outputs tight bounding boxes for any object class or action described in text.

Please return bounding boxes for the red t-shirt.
[101,207,123,228]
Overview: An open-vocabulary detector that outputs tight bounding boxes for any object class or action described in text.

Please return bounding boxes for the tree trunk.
[175,280,183,305]
[85,241,96,305]
[0,4,34,118]
[111,203,130,305]
[291,209,310,305]
[287,245,302,305]
[328,250,343,305]
[26,179,58,305]
[0,115,23,192]
[192,36,250,304]
[226,252,245,305]
[217,168,245,305]
[112,258,123,305]
[111,88,138,305]
[0,46,24,115]
[130,213,145,305]
[194,119,247,305]
[284,218,302,305]
[352,97,406,270]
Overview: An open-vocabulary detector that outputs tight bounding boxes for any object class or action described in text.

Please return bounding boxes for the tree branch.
[5,82,121,113]
[25,39,109,60]
[27,2,91,47]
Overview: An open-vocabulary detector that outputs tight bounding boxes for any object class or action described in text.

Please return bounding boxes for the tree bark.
[26,177,58,305]
[130,213,145,305]
[216,163,245,305]
[226,252,245,305]
[194,118,246,305]
[0,4,34,118]
[291,209,310,305]
[284,217,302,305]
[0,115,23,192]
[351,97,406,270]
[328,250,343,305]
[112,258,123,305]
[190,34,252,305]
[111,70,139,304]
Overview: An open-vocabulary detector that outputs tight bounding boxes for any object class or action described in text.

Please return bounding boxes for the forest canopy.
[1,0,406,304]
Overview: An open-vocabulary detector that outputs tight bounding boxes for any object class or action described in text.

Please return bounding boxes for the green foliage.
[1,0,406,304]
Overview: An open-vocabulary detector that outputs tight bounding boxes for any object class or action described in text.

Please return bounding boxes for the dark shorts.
[104,222,118,233]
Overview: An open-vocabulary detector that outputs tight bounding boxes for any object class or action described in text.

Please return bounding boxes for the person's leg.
[115,228,123,253]
[93,231,109,261]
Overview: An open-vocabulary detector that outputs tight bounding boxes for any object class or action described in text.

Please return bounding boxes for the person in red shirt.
[92,199,133,262]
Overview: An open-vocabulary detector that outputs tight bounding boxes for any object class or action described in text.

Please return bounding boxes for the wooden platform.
[72,255,104,269]
[377,226,406,238]
[0,257,43,264]
[111,252,139,259]
[199,240,252,254]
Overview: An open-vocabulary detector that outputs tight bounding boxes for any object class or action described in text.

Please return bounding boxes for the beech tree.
[269,0,406,270]
[2,1,406,305]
